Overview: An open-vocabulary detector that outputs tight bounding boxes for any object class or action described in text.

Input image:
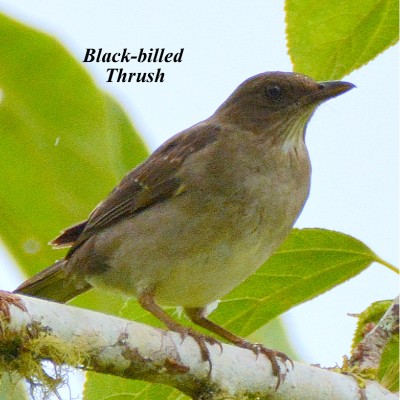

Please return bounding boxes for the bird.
[15,71,354,386]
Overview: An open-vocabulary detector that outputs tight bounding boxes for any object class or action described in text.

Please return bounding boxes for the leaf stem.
[376,257,399,274]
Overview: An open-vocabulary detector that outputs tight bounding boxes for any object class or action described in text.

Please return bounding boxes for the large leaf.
[0,13,148,278]
[285,0,399,80]
[84,376,188,400]
[211,228,378,337]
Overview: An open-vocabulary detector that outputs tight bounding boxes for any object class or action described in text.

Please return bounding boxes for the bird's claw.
[170,325,222,374]
[0,290,27,330]
[238,341,293,389]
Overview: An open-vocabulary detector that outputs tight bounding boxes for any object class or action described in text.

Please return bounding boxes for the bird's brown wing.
[52,124,220,256]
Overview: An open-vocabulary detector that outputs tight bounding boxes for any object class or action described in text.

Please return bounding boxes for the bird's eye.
[265,84,282,99]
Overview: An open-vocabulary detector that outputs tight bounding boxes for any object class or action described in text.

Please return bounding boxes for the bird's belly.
[91,239,271,308]
[154,237,270,307]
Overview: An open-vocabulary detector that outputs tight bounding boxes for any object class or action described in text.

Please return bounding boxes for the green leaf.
[351,300,392,349]
[380,335,399,391]
[285,0,399,80]
[0,12,148,279]
[83,376,188,400]
[211,228,377,337]
[0,373,29,400]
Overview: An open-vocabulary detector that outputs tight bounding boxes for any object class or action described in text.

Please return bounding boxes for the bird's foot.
[234,340,293,389]
[167,323,222,371]
[0,290,27,328]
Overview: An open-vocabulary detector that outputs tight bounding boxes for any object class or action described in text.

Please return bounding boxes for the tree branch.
[349,296,399,370]
[0,292,396,400]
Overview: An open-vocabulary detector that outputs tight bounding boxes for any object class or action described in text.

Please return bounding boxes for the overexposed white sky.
[0,0,398,391]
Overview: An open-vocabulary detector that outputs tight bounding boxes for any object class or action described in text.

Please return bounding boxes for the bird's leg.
[185,307,293,389]
[138,292,220,366]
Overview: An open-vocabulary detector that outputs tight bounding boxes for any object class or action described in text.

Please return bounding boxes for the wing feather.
[51,123,220,256]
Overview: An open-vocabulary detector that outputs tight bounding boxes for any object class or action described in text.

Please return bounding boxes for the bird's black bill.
[316,80,355,101]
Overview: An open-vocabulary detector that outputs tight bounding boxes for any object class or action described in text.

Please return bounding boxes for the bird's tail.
[14,259,92,303]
